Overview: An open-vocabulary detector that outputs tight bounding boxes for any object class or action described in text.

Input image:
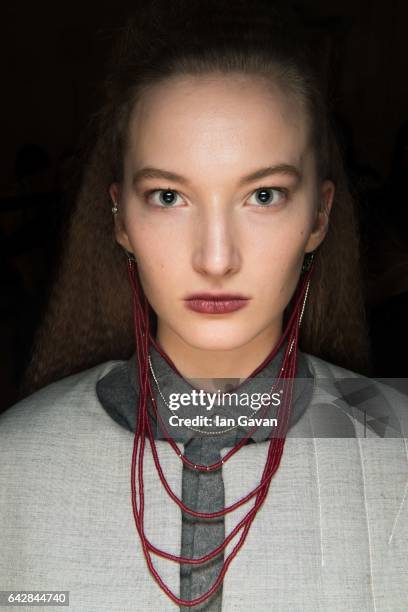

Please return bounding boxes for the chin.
[176,322,255,352]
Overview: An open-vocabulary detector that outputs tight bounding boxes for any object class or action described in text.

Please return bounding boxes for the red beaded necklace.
[126,258,314,607]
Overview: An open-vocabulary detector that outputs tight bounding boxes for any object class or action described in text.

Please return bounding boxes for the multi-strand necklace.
[126,257,313,607]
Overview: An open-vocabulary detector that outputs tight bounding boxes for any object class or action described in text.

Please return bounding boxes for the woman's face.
[110,74,334,354]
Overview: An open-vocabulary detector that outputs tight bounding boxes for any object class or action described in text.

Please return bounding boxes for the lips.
[184,293,251,314]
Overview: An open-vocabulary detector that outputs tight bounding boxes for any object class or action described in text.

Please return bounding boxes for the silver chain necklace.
[147,354,286,436]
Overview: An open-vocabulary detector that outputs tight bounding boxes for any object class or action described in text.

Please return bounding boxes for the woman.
[1,1,407,610]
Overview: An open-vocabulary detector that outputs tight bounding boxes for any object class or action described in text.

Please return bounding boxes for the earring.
[112,201,118,215]
[301,251,315,273]
[124,248,136,262]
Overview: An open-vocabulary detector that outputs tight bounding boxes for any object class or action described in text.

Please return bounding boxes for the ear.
[109,182,134,253]
[304,179,335,253]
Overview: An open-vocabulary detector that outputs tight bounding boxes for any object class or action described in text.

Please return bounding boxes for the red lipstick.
[184,293,251,314]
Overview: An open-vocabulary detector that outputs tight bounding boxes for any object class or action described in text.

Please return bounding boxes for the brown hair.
[20,0,371,398]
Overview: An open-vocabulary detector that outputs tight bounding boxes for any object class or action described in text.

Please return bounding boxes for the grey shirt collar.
[97,338,314,445]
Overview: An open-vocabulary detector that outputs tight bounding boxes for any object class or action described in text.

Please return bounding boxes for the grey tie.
[180,435,226,611]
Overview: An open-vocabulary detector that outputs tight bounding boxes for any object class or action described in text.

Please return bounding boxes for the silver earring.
[301,251,315,273]
[112,202,118,215]
[124,248,136,262]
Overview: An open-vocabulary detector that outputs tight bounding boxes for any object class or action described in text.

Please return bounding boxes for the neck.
[154,319,283,381]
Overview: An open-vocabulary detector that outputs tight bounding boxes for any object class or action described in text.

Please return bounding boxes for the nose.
[192,203,241,278]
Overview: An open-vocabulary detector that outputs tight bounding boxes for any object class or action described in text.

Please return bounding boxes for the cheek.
[123,200,185,259]
[124,212,166,261]
[126,226,184,300]
[248,224,307,278]
[245,220,309,311]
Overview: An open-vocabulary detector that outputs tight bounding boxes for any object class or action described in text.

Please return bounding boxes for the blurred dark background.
[0,1,407,412]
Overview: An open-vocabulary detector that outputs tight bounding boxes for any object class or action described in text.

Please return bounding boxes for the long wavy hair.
[19,0,371,398]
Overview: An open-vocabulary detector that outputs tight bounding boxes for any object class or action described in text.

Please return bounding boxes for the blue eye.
[248,187,287,207]
[147,189,182,207]
[144,186,288,209]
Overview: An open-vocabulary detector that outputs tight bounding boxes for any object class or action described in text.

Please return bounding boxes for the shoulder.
[0,359,125,439]
[303,352,408,438]
[303,352,361,379]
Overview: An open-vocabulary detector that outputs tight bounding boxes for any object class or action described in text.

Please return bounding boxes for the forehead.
[126,74,310,170]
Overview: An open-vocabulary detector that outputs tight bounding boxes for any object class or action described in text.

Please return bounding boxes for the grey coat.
[0,353,407,611]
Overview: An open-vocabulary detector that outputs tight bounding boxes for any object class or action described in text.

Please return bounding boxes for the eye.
[248,187,288,208]
[145,188,183,208]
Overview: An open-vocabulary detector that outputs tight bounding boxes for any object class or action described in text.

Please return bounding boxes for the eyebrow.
[131,163,302,188]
